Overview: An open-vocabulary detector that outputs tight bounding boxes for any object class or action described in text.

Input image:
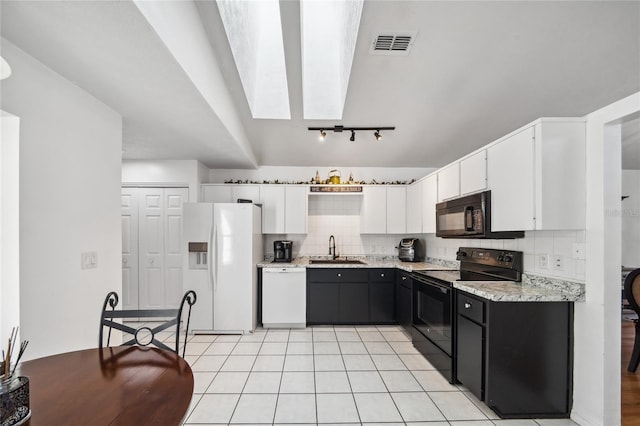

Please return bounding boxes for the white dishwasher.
[262,267,306,328]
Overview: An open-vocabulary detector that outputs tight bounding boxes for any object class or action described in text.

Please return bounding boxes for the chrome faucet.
[329,235,337,260]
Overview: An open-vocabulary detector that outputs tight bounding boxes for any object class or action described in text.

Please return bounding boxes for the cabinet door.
[232,185,260,203]
[370,280,395,323]
[457,315,484,400]
[201,185,232,203]
[121,188,140,310]
[487,127,535,231]
[422,174,438,233]
[460,150,487,195]
[340,282,369,323]
[386,186,406,234]
[307,282,340,323]
[397,274,412,335]
[437,163,460,202]
[260,185,285,234]
[164,188,188,308]
[361,186,387,234]
[285,185,308,234]
[406,181,422,233]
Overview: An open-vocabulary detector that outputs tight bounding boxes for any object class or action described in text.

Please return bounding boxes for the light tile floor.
[147,323,580,425]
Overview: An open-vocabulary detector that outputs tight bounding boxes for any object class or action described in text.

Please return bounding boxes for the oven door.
[412,276,452,355]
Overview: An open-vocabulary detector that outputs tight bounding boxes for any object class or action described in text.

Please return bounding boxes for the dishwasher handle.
[263,268,305,273]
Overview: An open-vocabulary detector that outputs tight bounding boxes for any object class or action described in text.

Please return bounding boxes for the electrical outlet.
[552,254,563,271]
[538,254,549,269]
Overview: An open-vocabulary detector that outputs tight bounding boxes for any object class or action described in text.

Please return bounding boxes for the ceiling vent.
[370,32,416,55]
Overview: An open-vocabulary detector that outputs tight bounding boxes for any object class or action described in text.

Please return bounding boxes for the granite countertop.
[257,257,452,272]
[454,280,583,302]
[257,257,585,303]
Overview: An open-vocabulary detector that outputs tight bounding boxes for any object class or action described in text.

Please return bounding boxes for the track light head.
[319,130,326,141]
[374,130,382,141]
[350,130,356,142]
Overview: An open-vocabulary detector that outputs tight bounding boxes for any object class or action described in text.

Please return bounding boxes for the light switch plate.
[81,251,98,269]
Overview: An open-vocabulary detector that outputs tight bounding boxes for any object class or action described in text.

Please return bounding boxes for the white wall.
[209,166,434,184]
[621,170,640,267]
[0,111,20,346]
[0,39,123,360]
[571,92,640,426]
[121,160,205,201]
[425,230,586,281]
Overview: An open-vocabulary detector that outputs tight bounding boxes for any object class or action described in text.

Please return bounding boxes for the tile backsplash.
[262,194,586,282]
[424,230,586,281]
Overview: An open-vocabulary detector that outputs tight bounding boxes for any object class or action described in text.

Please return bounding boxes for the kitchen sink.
[308,259,367,265]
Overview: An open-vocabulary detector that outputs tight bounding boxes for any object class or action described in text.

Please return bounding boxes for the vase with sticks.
[1,327,30,425]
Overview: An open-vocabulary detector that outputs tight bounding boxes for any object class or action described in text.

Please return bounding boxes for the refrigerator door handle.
[208,224,215,290]
[213,223,219,292]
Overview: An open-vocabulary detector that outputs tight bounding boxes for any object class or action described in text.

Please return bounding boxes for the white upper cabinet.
[285,185,308,234]
[422,174,438,233]
[406,181,422,234]
[386,186,407,234]
[260,185,285,234]
[487,119,585,231]
[487,127,536,232]
[201,184,260,204]
[437,163,460,202]
[460,150,487,195]
[201,185,232,203]
[361,186,387,234]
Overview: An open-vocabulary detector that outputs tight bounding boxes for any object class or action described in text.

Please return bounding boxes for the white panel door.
[260,185,285,234]
[285,185,308,234]
[164,188,188,308]
[487,126,535,231]
[437,163,460,201]
[386,186,406,234]
[406,182,422,234]
[422,175,438,233]
[460,150,487,195]
[361,186,387,234]
[138,188,165,309]
[121,188,139,310]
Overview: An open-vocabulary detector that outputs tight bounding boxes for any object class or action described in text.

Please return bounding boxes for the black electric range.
[411,247,523,383]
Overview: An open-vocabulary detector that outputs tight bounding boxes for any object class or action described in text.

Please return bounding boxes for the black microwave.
[435,191,524,239]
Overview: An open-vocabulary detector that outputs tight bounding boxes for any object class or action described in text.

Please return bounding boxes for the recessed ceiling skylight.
[217,0,290,119]
[301,0,364,120]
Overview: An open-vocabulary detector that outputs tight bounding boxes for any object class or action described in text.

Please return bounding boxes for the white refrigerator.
[182,203,262,334]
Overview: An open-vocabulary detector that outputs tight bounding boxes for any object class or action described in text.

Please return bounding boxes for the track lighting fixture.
[308,125,395,142]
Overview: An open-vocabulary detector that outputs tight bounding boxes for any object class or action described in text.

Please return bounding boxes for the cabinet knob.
[402,276,407,280]
[380,273,385,277]
[337,273,341,277]
[464,302,472,309]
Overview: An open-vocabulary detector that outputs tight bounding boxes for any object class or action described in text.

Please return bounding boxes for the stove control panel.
[457,247,523,270]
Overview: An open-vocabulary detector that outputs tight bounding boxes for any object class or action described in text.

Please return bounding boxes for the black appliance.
[273,240,293,262]
[411,247,523,383]
[398,238,424,262]
[435,191,524,239]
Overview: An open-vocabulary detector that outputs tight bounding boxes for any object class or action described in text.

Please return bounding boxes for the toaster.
[398,238,424,262]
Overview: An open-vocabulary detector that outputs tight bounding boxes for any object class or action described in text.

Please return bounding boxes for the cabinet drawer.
[369,269,394,282]
[457,293,485,324]
[307,268,368,283]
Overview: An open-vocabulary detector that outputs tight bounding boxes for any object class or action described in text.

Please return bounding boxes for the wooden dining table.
[15,346,194,426]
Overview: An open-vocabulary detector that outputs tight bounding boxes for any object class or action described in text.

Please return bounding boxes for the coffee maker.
[273,240,293,262]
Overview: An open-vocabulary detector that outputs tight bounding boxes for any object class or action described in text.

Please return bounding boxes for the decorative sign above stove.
[309,186,363,193]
